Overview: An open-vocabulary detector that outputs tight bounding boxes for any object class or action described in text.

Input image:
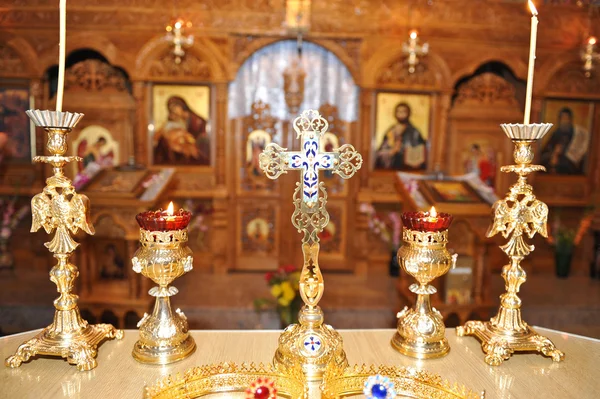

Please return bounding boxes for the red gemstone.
[254,386,270,399]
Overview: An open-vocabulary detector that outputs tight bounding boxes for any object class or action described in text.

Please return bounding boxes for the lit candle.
[523,0,538,125]
[401,207,453,233]
[165,201,175,221]
[427,206,438,223]
[136,201,192,232]
[56,0,67,112]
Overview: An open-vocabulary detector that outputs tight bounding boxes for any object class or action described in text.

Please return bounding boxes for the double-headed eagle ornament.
[31,175,95,255]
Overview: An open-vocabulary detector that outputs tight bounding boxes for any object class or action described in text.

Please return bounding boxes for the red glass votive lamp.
[136,201,192,231]
[401,206,453,232]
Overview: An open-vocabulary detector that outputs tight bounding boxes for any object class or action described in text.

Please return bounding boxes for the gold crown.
[144,362,308,399]
[321,364,484,399]
[145,362,483,399]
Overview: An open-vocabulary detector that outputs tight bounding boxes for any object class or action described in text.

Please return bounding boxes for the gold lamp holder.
[259,109,362,382]
[4,110,123,371]
[392,228,456,359]
[132,228,196,364]
[457,123,565,366]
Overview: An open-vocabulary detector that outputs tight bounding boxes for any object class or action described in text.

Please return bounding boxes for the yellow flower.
[289,272,301,290]
[278,296,291,306]
[280,281,296,302]
[271,284,282,298]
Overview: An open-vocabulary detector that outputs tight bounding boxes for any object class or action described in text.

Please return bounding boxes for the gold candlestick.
[5,110,122,371]
[132,219,196,364]
[392,210,456,359]
[457,123,565,366]
[259,110,362,382]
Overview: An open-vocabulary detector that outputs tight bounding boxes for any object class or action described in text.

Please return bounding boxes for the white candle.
[523,0,538,125]
[56,0,66,112]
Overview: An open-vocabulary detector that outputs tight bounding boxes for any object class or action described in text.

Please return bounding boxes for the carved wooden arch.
[92,211,134,238]
[363,44,451,91]
[0,36,41,78]
[231,36,359,83]
[38,33,124,75]
[453,72,519,108]
[134,36,227,82]
[537,52,600,99]
[451,57,528,87]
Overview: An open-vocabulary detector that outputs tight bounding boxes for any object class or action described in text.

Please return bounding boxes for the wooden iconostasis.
[0,1,599,286]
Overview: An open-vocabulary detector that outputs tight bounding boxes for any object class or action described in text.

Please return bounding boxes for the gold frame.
[144,363,308,399]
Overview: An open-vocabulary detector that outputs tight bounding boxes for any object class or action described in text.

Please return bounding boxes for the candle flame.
[167,201,174,216]
[429,206,437,218]
[589,36,597,46]
[528,0,538,16]
[409,30,418,40]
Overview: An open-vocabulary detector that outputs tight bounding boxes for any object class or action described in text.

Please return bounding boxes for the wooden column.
[211,187,229,274]
[126,240,139,299]
[435,92,452,169]
[359,88,374,188]
[214,82,228,186]
[132,81,148,165]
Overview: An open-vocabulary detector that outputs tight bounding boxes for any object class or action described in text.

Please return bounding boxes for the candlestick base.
[456,320,564,366]
[5,308,122,371]
[391,292,450,359]
[132,295,196,365]
[273,306,347,383]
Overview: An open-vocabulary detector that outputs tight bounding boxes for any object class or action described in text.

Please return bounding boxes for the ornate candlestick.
[5,110,123,371]
[457,123,565,365]
[259,110,362,382]
[392,207,455,359]
[132,203,196,364]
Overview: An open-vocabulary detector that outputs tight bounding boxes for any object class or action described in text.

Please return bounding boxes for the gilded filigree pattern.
[322,364,483,399]
[259,109,361,381]
[458,123,564,366]
[5,111,122,371]
[144,362,308,399]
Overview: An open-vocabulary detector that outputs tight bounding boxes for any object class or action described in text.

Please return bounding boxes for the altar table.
[1,327,598,398]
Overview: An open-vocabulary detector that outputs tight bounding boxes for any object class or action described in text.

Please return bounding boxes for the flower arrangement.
[0,198,29,241]
[359,203,401,251]
[547,210,594,278]
[183,199,212,250]
[254,264,302,328]
[547,212,593,250]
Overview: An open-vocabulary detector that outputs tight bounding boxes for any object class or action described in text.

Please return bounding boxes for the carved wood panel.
[239,101,279,193]
[236,200,280,271]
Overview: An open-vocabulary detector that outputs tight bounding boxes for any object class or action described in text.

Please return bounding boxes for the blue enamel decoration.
[363,374,396,399]
[287,134,339,206]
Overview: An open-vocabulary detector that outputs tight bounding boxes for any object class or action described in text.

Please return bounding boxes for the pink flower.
[0,227,11,239]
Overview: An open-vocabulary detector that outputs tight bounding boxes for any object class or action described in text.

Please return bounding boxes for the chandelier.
[164,19,194,64]
[403,30,429,74]
[583,36,599,77]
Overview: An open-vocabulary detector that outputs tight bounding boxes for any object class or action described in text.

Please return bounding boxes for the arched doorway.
[228,40,360,272]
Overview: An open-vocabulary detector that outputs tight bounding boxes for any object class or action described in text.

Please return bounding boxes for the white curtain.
[228,40,358,122]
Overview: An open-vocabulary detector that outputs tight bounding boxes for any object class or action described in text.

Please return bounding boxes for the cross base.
[456,320,564,366]
[273,306,347,383]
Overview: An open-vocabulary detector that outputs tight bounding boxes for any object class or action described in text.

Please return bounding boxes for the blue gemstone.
[371,384,387,398]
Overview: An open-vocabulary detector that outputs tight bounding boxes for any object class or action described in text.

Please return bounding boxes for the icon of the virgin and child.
[374,102,427,171]
[153,96,210,165]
